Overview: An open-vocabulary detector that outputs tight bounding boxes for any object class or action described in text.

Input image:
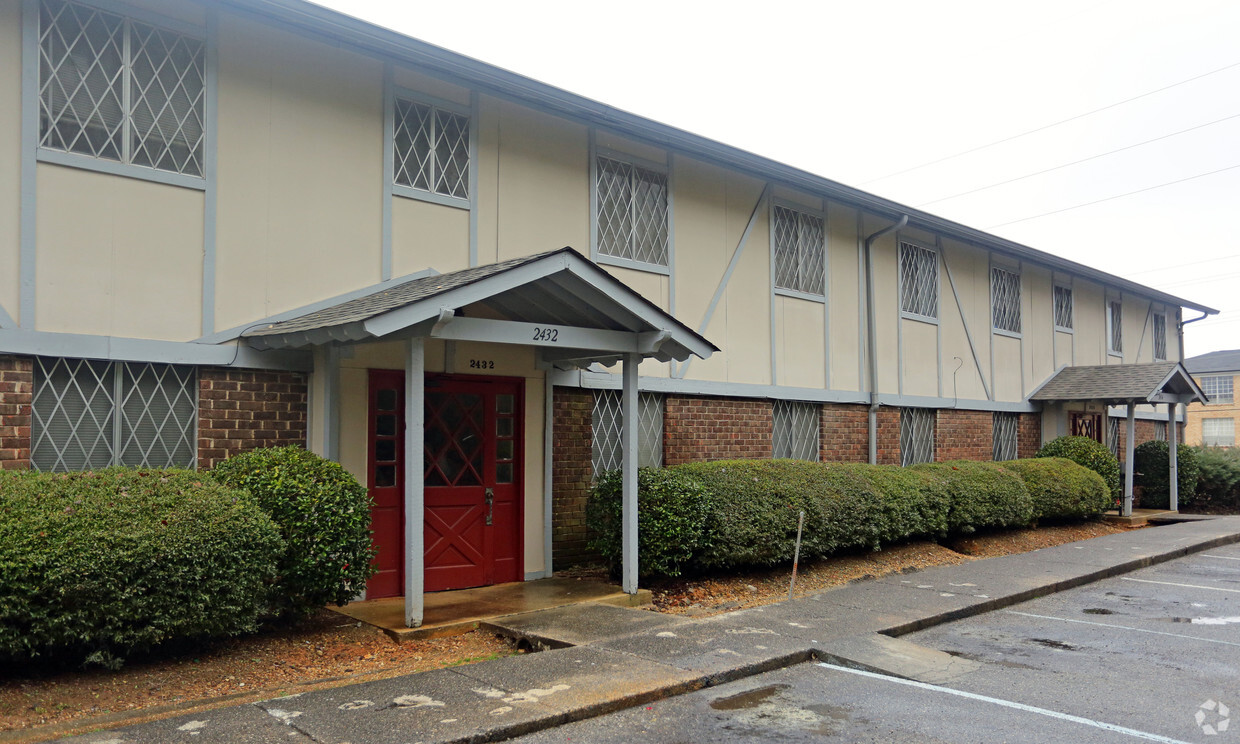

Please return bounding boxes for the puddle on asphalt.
[1030,638,1080,651]
[711,684,790,711]
[944,649,1037,670]
[710,683,848,735]
[1083,608,1115,615]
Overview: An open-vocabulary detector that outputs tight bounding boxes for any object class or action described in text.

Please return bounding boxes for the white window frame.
[1201,375,1234,405]
[898,239,939,322]
[990,266,1022,336]
[34,0,210,191]
[773,400,820,461]
[771,203,827,301]
[389,87,473,209]
[1202,418,1235,448]
[591,390,664,476]
[591,146,671,274]
[1107,299,1123,356]
[1152,312,1167,361]
[1053,284,1074,332]
[900,407,935,466]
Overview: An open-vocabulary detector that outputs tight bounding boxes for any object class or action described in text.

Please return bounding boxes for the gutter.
[1177,310,1211,362]
[864,215,908,465]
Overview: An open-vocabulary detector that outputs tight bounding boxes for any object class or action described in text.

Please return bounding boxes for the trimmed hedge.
[212,446,375,618]
[1134,440,1199,509]
[911,460,1033,533]
[1035,435,1121,498]
[0,468,283,668]
[1192,446,1240,510]
[1001,457,1111,519]
[586,467,708,578]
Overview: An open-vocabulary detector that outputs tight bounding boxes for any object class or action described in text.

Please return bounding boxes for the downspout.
[1177,309,1209,361]
[864,215,909,464]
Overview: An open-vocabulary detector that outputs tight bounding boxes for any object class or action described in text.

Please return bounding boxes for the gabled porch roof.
[242,247,717,367]
[1029,361,1208,406]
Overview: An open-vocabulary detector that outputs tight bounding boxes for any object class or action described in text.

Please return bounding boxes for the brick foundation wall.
[664,395,773,465]
[935,409,993,461]
[197,368,308,469]
[1113,418,1180,458]
[551,387,595,566]
[0,356,32,471]
[875,407,902,465]
[1017,413,1042,459]
[820,403,869,462]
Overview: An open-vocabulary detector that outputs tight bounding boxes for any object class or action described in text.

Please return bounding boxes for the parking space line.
[1002,610,1240,648]
[1201,554,1240,561]
[817,662,1193,743]
[1122,578,1240,594]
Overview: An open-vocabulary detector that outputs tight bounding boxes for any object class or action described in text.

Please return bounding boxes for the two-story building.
[0,0,1215,626]
[1185,350,1239,448]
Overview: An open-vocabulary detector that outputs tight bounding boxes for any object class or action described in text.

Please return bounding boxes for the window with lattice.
[1154,421,1167,441]
[393,96,470,201]
[773,206,825,296]
[31,357,197,472]
[1153,313,1167,360]
[900,408,935,466]
[1107,416,1120,458]
[1201,375,1234,404]
[595,155,669,267]
[773,400,819,461]
[1108,301,1123,354]
[993,412,1018,461]
[991,267,1021,334]
[1054,285,1073,330]
[1203,418,1235,447]
[38,0,206,178]
[899,241,938,319]
[591,390,663,476]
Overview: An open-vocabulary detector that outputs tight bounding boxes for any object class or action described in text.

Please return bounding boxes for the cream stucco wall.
[392,197,469,277]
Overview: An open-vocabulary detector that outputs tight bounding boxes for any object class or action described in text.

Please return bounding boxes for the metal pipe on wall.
[863,215,908,464]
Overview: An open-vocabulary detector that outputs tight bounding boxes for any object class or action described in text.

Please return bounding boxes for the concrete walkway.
[49,516,1240,744]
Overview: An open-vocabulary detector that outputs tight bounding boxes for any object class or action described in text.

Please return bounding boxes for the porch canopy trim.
[1028,361,1208,406]
[242,247,718,366]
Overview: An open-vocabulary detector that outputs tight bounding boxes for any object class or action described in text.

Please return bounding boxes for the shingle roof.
[1029,362,1191,402]
[1185,349,1240,374]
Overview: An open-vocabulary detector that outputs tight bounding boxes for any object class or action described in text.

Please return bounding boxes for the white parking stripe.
[1003,610,1240,648]
[817,662,1193,743]
[1201,554,1240,561]
[1122,577,1240,594]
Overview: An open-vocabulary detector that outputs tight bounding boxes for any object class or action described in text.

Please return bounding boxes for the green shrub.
[212,447,375,617]
[586,467,709,578]
[911,461,1033,533]
[1192,446,1240,510]
[1133,440,1199,509]
[828,463,950,545]
[1002,457,1111,519]
[1036,436,1121,498]
[0,468,282,667]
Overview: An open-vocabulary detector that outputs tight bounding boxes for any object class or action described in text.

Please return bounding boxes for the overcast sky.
[317,0,1239,357]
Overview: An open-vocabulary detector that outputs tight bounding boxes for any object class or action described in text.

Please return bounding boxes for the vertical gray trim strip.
[941,247,992,400]
[381,63,394,281]
[666,151,676,317]
[0,303,15,329]
[468,90,479,268]
[405,338,425,626]
[1018,260,1025,397]
[200,8,219,336]
[935,236,943,398]
[1070,275,1076,365]
[620,352,639,594]
[988,253,996,396]
[20,0,38,329]
[542,372,554,578]
[896,233,904,397]
[856,212,866,393]
[768,196,778,386]
[822,197,831,390]
[587,129,598,262]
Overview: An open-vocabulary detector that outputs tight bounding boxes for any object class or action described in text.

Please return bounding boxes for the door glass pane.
[496,417,514,437]
[377,388,397,411]
[376,439,396,462]
[375,464,396,487]
[376,414,396,436]
[497,394,514,414]
[496,439,514,460]
[496,462,513,484]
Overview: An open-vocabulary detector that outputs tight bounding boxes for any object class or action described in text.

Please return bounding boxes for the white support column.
[1123,403,1136,518]
[1168,402,1179,512]
[405,338,425,628]
[621,352,640,595]
[323,344,341,462]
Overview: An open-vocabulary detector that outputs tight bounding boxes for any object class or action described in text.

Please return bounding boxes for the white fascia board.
[0,329,312,370]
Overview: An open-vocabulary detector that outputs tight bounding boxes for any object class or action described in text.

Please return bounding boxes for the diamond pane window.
[591,390,663,476]
[899,241,938,319]
[991,267,1021,334]
[1107,417,1120,458]
[993,412,1018,461]
[596,156,669,267]
[1153,313,1167,360]
[1203,418,1235,447]
[900,408,935,466]
[773,206,825,296]
[32,357,196,472]
[38,0,205,177]
[1201,375,1234,404]
[394,97,470,200]
[773,400,819,461]
[1108,301,1123,354]
[1054,285,1073,330]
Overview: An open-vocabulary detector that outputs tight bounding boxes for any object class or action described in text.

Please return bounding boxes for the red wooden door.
[423,375,523,591]
[366,369,405,599]
[1070,412,1103,443]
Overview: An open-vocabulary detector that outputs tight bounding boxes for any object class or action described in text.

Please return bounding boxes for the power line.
[1155,270,1240,289]
[987,163,1240,228]
[859,60,1240,186]
[1126,255,1240,277]
[916,112,1240,207]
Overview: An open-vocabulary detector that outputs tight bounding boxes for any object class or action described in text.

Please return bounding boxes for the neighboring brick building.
[1185,350,1239,449]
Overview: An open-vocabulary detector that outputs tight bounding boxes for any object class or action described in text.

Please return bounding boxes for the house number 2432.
[532,327,560,342]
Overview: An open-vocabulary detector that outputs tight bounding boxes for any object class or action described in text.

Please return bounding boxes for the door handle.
[485,488,494,526]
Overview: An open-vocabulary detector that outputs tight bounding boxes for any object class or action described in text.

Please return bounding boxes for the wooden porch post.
[405,338,425,627]
[621,352,640,595]
[1168,402,1179,512]
[1123,403,1136,518]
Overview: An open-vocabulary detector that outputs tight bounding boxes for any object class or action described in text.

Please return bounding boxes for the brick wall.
[664,395,773,465]
[551,387,594,566]
[197,368,308,469]
[1017,413,1042,459]
[820,403,869,462]
[0,356,32,471]
[935,409,992,461]
[875,407,901,465]
[1112,418,1182,458]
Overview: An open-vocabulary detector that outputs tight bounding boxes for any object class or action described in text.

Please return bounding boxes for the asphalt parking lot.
[515,544,1240,743]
